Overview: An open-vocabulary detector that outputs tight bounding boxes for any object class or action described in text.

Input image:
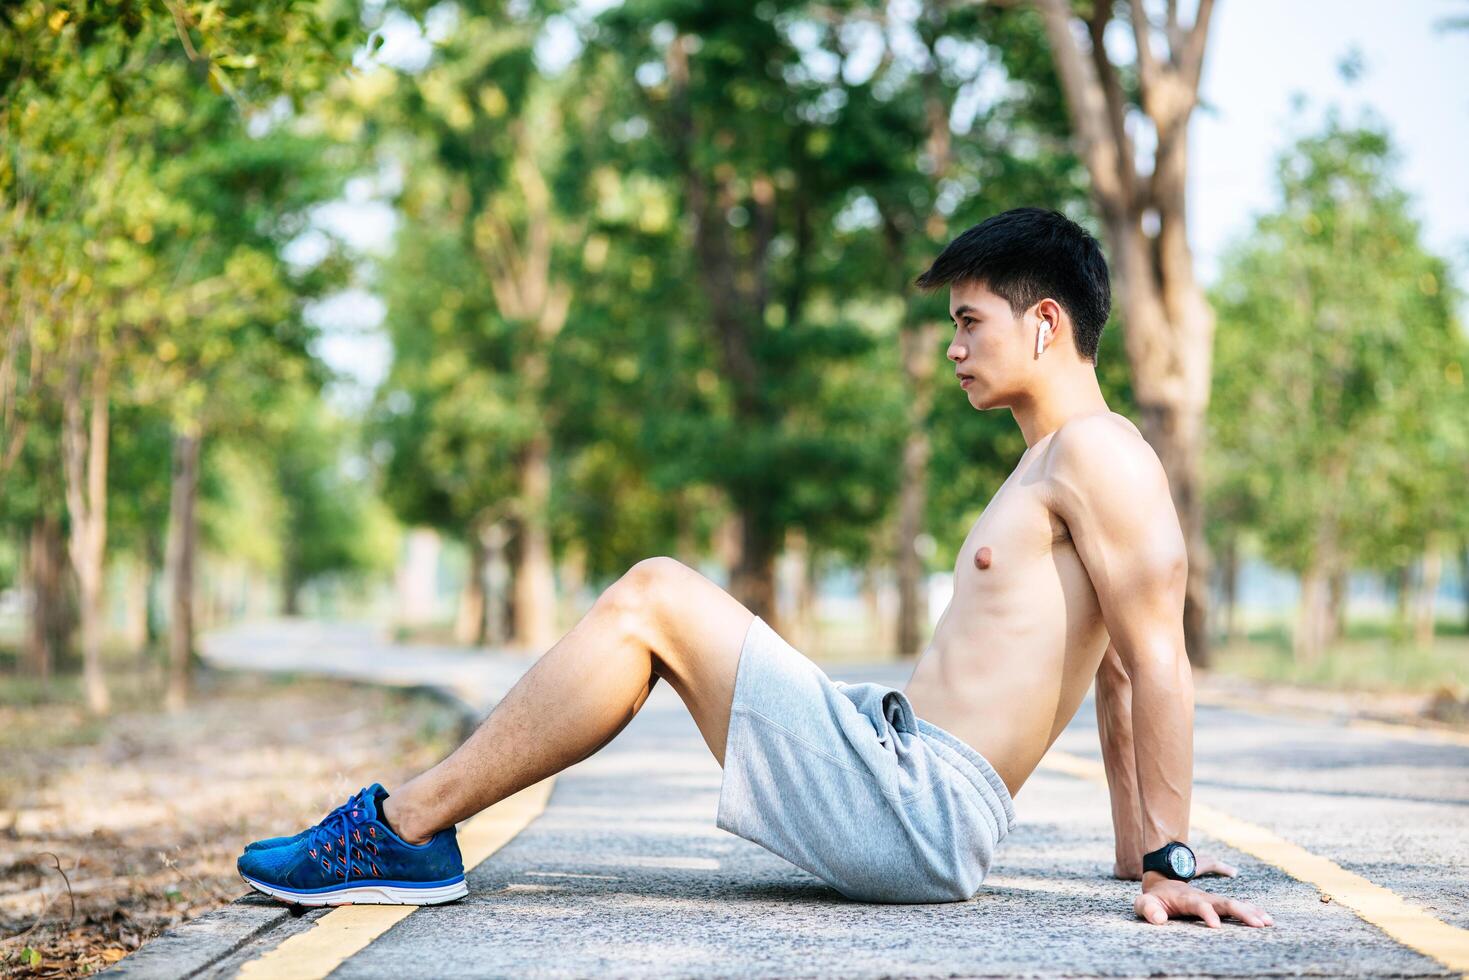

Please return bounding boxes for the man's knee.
[598,556,687,638]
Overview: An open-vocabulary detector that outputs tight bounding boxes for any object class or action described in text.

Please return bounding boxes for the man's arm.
[1095,643,1146,878]
[1097,641,1238,880]
[1048,418,1269,928]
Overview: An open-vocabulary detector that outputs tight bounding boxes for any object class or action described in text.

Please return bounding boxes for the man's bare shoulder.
[1039,412,1172,518]
[1040,413,1187,599]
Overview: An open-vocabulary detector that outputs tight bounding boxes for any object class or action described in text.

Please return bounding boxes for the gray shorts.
[715,615,1018,904]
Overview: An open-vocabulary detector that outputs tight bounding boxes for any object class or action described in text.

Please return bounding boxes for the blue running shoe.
[237,784,466,906]
[244,787,371,852]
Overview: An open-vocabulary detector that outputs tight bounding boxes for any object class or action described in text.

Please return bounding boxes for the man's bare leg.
[383,557,755,843]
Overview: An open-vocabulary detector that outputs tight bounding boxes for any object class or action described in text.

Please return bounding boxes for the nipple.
[974,546,993,570]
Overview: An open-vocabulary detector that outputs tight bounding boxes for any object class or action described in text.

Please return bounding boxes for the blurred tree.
[583,3,916,628]
[0,415,75,685]
[106,401,175,655]
[274,395,398,617]
[370,190,527,645]
[367,2,573,648]
[846,1,1091,655]
[1028,0,1219,665]
[143,110,355,707]
[1,0,364,710]
[1209,113,1467,662]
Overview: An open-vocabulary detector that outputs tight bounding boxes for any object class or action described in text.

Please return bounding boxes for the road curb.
[99,901,296,980]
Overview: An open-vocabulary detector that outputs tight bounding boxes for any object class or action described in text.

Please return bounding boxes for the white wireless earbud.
[1035,319,1051,357]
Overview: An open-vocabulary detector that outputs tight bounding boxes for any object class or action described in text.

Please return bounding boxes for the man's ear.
[1033,298,1065,357]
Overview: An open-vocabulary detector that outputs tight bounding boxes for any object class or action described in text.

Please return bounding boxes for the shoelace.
[305,790,382,882]
[311,807,360,883]
[313,788,366,834]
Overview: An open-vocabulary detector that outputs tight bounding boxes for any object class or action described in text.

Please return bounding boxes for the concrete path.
[110,619,1469,978]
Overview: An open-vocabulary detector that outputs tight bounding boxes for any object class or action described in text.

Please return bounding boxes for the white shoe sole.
[241,872,468,907]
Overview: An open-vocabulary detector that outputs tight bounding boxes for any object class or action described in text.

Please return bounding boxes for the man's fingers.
[1135,893,1168,925]
[1221,898,1256,926]
[1197,855,1238,877]
[1194,897,1222,928]
[1224,898,1273,928]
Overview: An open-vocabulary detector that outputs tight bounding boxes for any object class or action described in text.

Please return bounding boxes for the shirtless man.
[238,207,1272,930]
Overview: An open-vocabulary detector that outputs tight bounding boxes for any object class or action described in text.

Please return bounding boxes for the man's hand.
[1113,852,1238,881]
[1135,873,1273,928]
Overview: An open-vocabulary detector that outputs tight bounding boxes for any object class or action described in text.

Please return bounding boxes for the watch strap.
[1142,842,1194,881]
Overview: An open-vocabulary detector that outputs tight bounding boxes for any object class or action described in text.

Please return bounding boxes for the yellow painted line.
[236,905,416,980]
[1040,750,1469,974]
[236,778,556,980]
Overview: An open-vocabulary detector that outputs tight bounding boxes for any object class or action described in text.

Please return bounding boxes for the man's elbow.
[1120,635,1190,689]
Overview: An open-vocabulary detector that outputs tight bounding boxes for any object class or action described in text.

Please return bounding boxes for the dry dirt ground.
[0,674,462,977]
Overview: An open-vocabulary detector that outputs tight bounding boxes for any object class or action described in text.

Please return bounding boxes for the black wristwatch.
[1142,841,1197,882]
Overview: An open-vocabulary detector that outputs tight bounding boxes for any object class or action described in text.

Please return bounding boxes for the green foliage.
[277,398,400,595]
[369,209,525,534]
[9,0,1459,667]
[1209,111,1468,576]
[0,0,376,664]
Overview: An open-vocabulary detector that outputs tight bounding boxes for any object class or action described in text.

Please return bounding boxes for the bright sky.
[1191,0,1468,285]
[310,1,1469,397]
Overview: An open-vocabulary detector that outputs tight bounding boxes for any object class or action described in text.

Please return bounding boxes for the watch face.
[1169,845,1197,878]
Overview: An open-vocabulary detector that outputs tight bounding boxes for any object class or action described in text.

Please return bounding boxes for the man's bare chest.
[952,473,1073,585]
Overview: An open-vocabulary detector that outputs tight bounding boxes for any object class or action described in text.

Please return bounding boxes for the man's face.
[945,280,1031,409]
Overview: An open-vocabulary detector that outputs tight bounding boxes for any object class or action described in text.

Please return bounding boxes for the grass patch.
[1211,632,1469,695]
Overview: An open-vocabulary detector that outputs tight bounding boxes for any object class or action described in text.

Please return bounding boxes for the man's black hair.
[915,207,1112,362]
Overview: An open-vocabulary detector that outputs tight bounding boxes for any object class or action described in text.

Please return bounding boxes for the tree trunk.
[166,429,201,711]
[781,527,816,652]
[1217,535,1238,644]
[557,542,587,635]
[61,348,111,715]
[511,430,557,652]
[715,512,741,586]
[1326,568,1348,645]
[454,527,488,647]
[1414,540,1441,650]
[861,563,883,655]
[470,115,570,653]
[1294,512,1341,665]
[731,507,780,629]
[1294,562,1330,665]
[666,36,782,619]
[895,323,938,658]
[1132,354,1212,668]
[485,522,511,647]
[798,542,818,656]
[281,579,302,616]
[1035,0,1219,667]
[1390,565,1411,638]
[24,513,69,685]
[1460,543,1469,635]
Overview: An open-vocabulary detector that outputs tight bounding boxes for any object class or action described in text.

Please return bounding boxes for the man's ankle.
[381,795,434,845]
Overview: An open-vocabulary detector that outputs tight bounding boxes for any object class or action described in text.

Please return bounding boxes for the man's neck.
[1008,363,1110,447]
